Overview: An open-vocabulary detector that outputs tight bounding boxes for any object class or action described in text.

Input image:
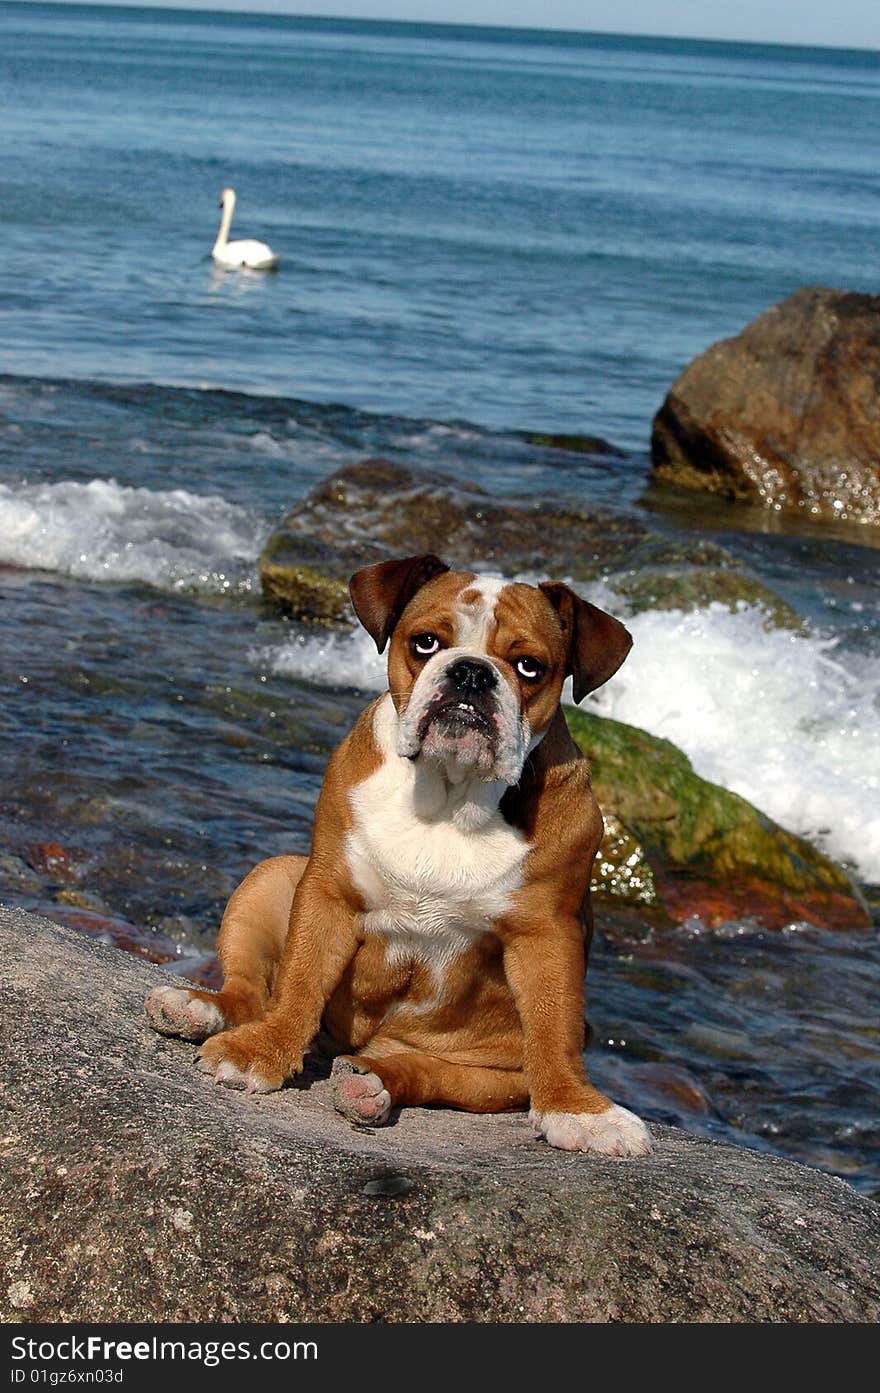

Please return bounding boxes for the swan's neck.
[213,197,235,255]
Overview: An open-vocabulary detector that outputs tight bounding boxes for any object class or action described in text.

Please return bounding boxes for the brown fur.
[147,559,634,1132]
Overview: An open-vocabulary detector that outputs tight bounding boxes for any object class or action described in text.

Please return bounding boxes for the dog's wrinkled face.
[390,573,568,786]
[350,556,632,790]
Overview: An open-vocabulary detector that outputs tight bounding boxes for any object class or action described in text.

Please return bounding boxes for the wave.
[0,476,265,594]
[0,371,497,443]
[0,372,633,471]
[591,603,880,883]
[254,601,880,882]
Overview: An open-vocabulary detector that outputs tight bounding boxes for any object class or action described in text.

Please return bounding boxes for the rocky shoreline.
[250,456,870,935]
[2,907,878,1324]
[2,438,872,972]
[9,279,879,956]
[3,288,878,1271]
[6,686,869,953]
[573,708,869,930]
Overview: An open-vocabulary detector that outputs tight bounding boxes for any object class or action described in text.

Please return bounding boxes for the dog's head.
[350,554,631,787]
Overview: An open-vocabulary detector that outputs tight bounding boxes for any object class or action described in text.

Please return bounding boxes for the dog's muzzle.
[397,652,528,785]
[416,658,498,741]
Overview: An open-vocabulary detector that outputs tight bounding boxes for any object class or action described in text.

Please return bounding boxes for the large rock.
[568,707,869,930]
[1,907,878,1323]
[259,459,792,624]
[260,458,647,619]
[652,287,880,527]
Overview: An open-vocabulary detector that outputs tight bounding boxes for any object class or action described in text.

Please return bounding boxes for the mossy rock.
[259,459,650,616]
[515,430,627,458]
[567,706,868,929]
[611,567,807,631]
[259,554,350,625]
[259,460,802,637]
[591,812,659,907]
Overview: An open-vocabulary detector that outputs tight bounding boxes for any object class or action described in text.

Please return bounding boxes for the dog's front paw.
[145,984,226,1042]
[331,1056,392,1126]
[196,1024,291,1094]
[530,1103,652,1157]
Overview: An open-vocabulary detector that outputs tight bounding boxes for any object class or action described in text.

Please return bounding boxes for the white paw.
[196,1054,278,1094]
[530,1103,652,1157]
[145,985,225,1042]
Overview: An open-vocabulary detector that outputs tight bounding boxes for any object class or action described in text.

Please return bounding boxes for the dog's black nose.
[448,659,497,694]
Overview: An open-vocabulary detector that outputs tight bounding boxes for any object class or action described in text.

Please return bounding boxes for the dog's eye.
[515,656,545,682]
[410,633,442,658]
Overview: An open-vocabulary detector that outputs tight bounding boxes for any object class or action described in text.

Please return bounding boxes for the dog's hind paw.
[530,1103,652,1157]
[331,1056,392,1126]
[145,984,226,1042]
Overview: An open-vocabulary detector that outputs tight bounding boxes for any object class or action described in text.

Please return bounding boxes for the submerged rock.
[610,567,806,631]
[569,706,869,930]
[258,552,350,624]
[260,458,648,617]
[2,907,878,1323]
[260,458,798,630]
[514,429,627,458]
[651,287,880,527]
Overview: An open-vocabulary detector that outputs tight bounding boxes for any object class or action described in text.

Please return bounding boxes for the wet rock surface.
[2,907,879,1323]
[260,458,646,617]
[259,458,787,623]
[651,286,880,527]
[611,566,806,631]
[569,707,870,930]
[513,429,628,457]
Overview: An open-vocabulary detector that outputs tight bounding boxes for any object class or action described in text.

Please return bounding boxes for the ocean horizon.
[12,0,880,58]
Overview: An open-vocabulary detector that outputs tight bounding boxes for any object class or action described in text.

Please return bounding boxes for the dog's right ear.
[349,554,450,653]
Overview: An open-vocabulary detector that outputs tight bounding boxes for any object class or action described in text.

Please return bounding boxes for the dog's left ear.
[539,581,632,702]
[350,554,450,653]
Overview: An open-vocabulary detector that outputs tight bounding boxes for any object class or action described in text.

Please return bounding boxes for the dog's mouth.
[397,669,527,786]
[417,695,496,743]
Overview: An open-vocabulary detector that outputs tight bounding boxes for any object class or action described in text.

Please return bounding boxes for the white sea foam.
[590,602,880,881]
[256,624,388,694]
[0,476,264,593]
[255,602,880,880]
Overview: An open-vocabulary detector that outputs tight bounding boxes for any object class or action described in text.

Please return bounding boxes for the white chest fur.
[346,694,528,974]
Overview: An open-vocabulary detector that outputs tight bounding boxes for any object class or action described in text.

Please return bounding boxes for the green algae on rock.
[259,550,350,625]
[515,429,628,458]
[259,459,798,632]
[259,458,649,616]
[610,567,807,632]
[568,706,869,930]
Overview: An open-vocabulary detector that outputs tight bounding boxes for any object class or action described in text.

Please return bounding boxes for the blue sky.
[55,1,880,51]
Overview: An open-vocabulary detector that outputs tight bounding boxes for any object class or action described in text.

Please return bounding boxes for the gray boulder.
[1,906,878,1323]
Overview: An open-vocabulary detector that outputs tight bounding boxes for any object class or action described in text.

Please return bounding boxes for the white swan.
[211,188,279,271]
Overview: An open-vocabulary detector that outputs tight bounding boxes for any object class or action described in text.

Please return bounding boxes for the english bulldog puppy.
[146,555,652,1157]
